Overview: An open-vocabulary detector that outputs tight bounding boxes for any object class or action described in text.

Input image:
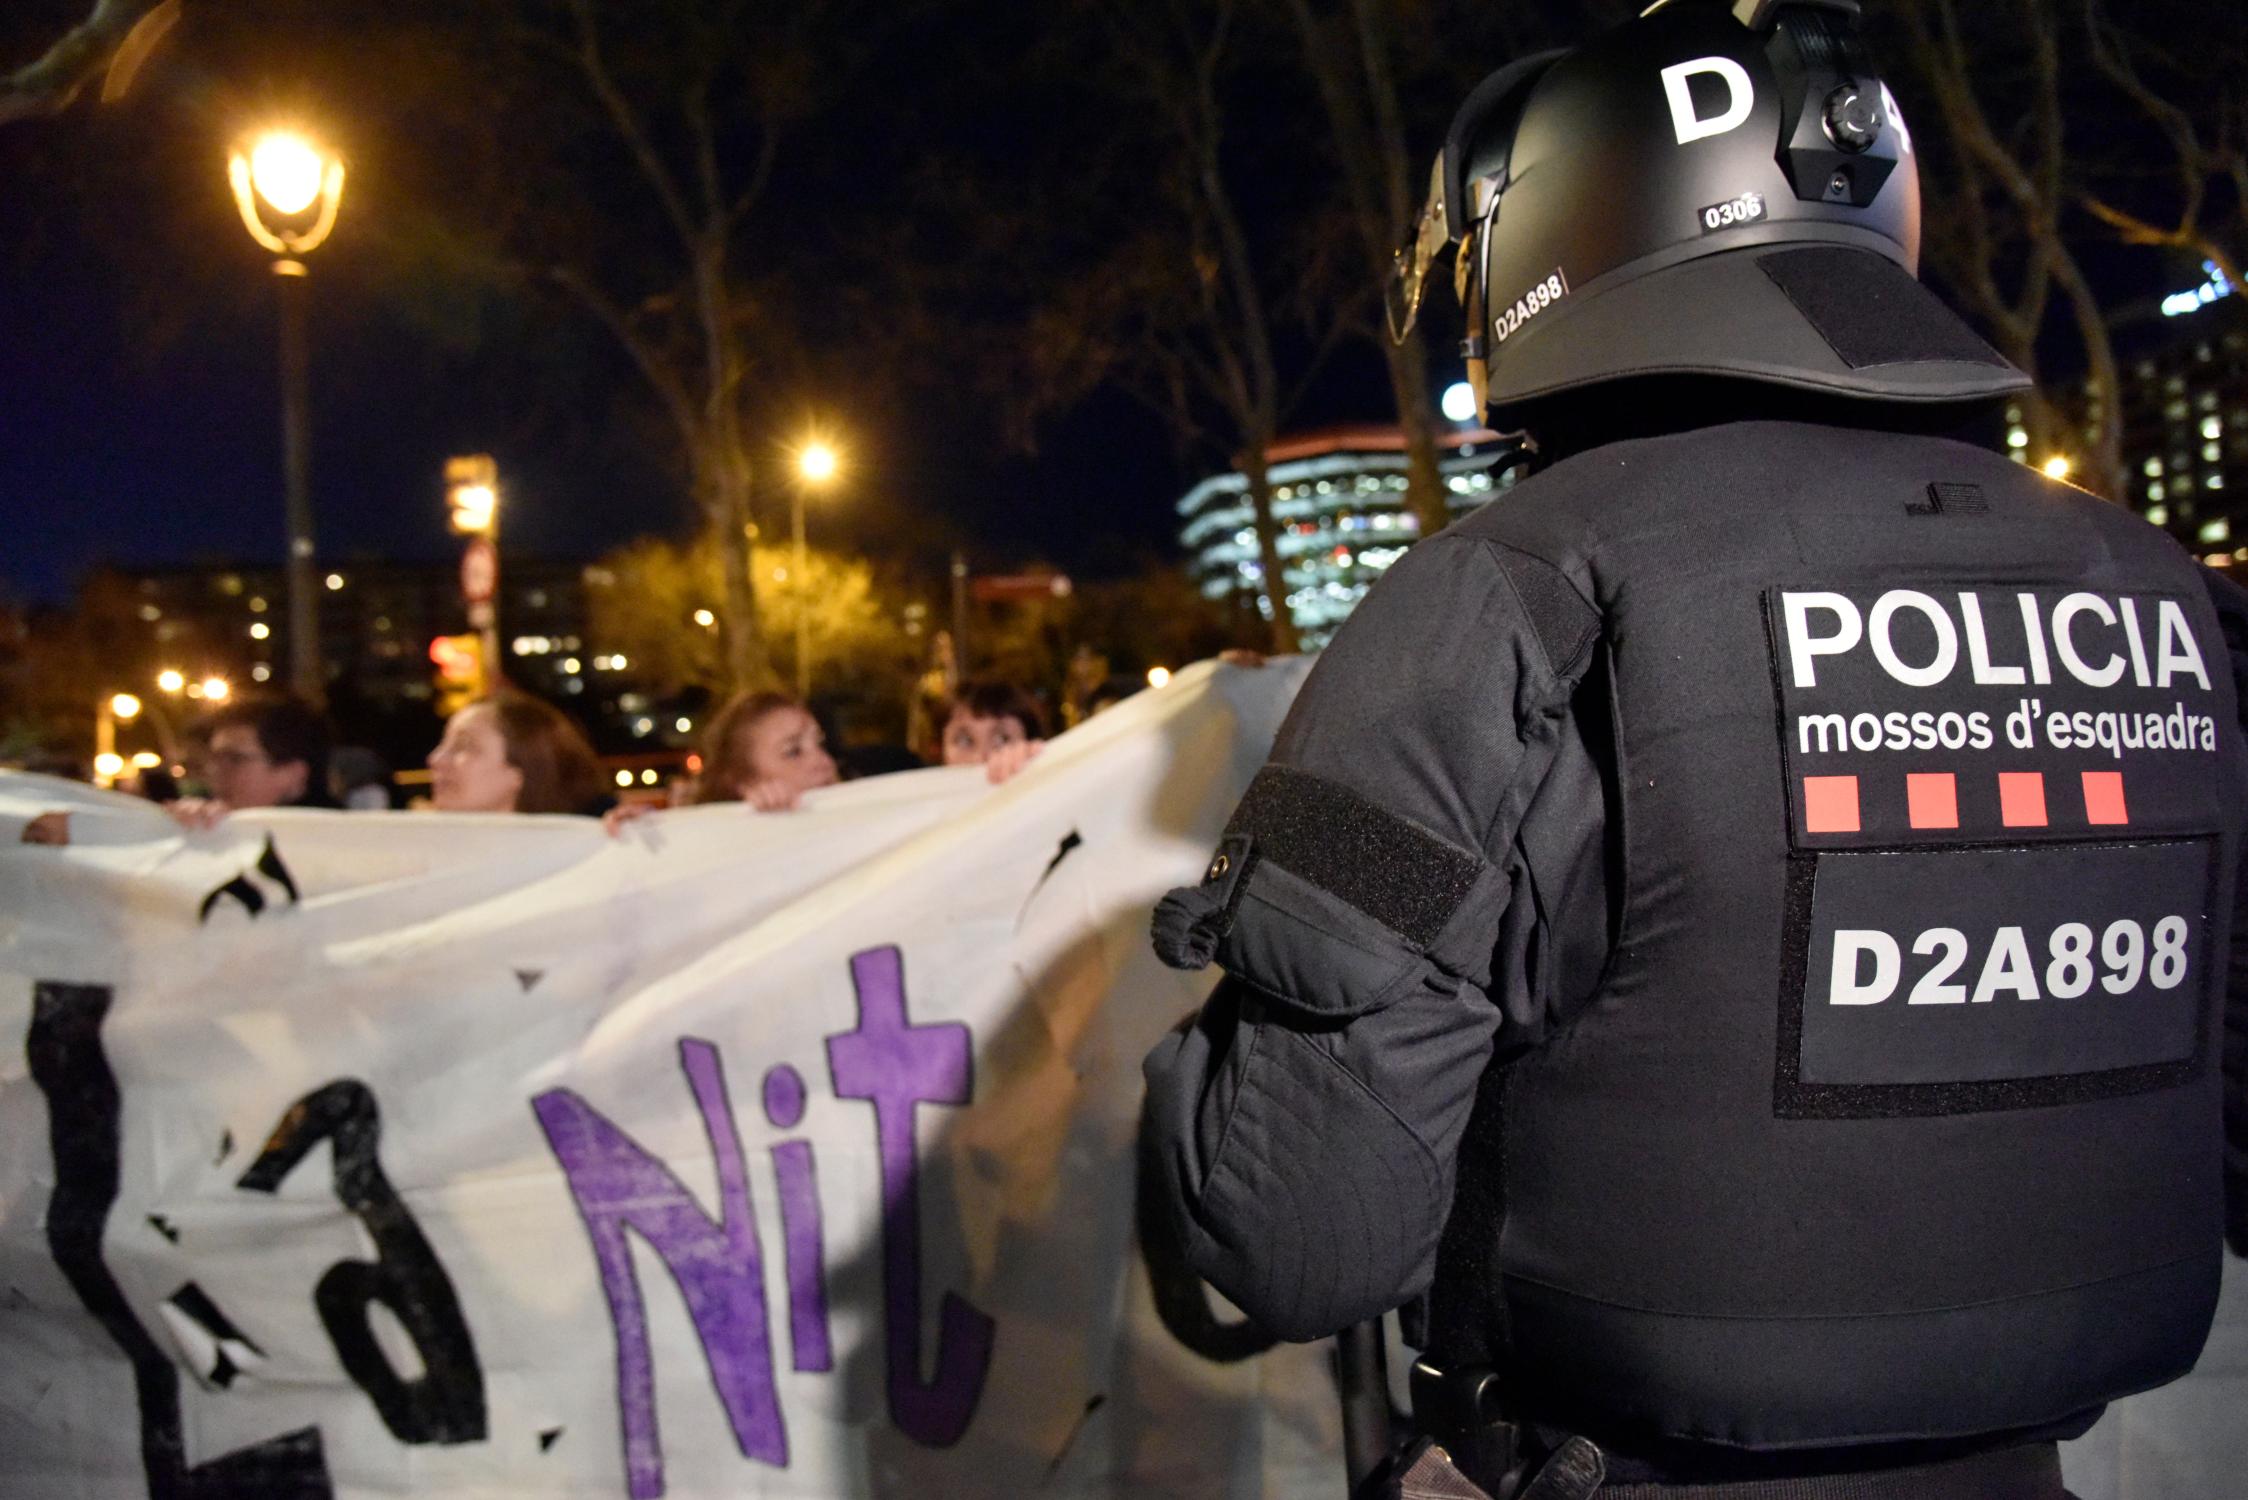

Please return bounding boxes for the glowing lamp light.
[93,752,126,780]
[249,134,323,215]
[2040,455,2073,481]
[156,669,185,694]
[1147,666,1173,689]
[797,442,840,484]
[613,769,633,789]
[109,693,143,721]
[1440,381,1479,422]
[692,608,716,627]
[229,130,346,257]
[131,751,162,770]
[201,677,231,702]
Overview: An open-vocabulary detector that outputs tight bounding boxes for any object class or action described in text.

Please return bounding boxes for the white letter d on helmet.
[1662,56,1754,144]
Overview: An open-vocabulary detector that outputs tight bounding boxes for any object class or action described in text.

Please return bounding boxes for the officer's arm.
[1142,532,1596,1340]
[2205,567,2248,1258]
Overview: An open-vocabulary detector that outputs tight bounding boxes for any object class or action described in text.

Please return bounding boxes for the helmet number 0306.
[1700,192,1766,234]
[1493,270,1569,345]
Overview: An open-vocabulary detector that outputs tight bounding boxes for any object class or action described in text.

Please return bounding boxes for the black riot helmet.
[1388,0,2030,421]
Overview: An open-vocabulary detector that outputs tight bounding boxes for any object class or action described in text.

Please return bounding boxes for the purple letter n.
[533,1039,785,1499]
[826,945,994,1448]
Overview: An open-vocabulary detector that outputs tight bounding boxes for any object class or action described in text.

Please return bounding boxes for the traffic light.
[429,633,485,716]
[446,453,498,536]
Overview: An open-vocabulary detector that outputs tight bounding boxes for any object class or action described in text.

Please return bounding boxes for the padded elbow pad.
[1151,765,1507,1015]
[1182,1007,1450,1339]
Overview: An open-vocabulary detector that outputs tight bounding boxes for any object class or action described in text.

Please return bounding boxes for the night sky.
[0,2,1414,609]
[0,2,2195,610]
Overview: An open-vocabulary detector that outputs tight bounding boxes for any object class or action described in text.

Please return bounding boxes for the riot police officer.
[1142,2,2248,1496]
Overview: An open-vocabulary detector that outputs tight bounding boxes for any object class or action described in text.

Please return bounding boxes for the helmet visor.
[1385,158,1453,345]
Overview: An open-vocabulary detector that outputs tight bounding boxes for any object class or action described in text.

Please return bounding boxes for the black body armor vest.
[1435,420,2242,1451]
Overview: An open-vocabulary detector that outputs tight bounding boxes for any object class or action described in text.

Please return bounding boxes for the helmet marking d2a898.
[1386,0,2029,420]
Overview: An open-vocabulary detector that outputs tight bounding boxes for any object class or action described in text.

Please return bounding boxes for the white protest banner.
[0,654,2238,1499]
[0,660,1348,1499]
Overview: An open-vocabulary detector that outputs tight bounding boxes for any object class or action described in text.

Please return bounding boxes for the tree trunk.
[703,460,771,692]
[2053,256,2127,503]
[1242,445,1301,655]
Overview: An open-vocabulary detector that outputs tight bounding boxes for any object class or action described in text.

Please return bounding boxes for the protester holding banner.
[19,691,336,844]
[428,691,608,815]
[692,689,842,811]
[941,681,1047,785]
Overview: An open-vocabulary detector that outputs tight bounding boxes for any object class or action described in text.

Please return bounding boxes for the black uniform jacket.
[1143,419,2248,1449]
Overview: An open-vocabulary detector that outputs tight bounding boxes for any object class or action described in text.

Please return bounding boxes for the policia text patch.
[1762,581,2226,1115]
[1763,583,2222,848]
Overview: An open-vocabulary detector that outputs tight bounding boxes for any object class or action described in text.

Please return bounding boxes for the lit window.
[2006,427,2029,449]
[2198,518,2231,543]
[2205,443,2223,463]
[2203,415,2223,440]
[2148,483,2166,502]
[251,664,272,682]
[2147,505,2170,526]
[248,622,270,641]
[325,573,345,591]
[2209,474,2226,490]
[2144,457,2164,476]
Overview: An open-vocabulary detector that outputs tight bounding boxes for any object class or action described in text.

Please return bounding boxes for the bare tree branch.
[2077,0,2243,287]
[565,0,701,257]
[547,266,703,457]
[0,0,172,125]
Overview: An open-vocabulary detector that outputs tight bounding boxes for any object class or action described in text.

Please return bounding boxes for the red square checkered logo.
[1998,772,2048,828]
[1803,775,1860,834]
[1906,773,1959,829]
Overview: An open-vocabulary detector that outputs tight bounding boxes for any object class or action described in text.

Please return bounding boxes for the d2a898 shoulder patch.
[1761,583,2224,851]
[1776,838,2216,1118]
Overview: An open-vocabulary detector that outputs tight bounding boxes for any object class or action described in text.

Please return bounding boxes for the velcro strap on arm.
[1151,766,1506,1020]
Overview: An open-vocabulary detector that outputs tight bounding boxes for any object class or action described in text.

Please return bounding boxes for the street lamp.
[229,127,346,703]
[791,439,842,700]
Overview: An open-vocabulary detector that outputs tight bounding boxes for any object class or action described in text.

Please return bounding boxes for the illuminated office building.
[1176,424,1520,645]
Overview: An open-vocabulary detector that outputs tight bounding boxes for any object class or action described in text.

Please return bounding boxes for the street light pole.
[790,438,840,702]
[229,129,345,704]
[275,259,319,700]
[792,479,810,702]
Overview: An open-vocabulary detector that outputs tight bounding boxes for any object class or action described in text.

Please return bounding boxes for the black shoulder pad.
[1225,765,1483,949]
